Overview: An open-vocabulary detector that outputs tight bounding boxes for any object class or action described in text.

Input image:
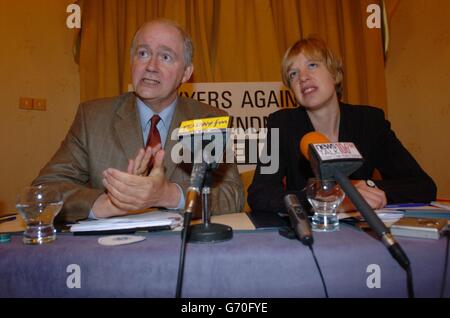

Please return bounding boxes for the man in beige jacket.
[33,19,244,223]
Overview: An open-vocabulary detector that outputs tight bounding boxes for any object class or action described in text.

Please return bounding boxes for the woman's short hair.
[281,36,343,98]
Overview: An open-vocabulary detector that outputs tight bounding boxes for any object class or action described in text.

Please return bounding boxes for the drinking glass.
[16,185,63,244]
[306,178,345,232]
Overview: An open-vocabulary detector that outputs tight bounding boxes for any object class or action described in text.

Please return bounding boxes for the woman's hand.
[339,180,387,212]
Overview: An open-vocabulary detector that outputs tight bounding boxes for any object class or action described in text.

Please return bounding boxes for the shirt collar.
[136,97,177,132]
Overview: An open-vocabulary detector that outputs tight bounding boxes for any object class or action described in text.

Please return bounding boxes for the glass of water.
[306,178,345,232]
[16,185,63,244]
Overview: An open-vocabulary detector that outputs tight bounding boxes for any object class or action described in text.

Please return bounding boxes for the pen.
[385,203,428,208]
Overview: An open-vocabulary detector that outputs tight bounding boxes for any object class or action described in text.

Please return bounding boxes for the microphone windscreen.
[299,131,330,160]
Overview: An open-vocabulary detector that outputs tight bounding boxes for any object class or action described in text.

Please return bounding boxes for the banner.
[178,82,296,173]
[179,82,296,130]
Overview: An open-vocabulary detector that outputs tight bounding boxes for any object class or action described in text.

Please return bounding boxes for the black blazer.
[248,103,437,213]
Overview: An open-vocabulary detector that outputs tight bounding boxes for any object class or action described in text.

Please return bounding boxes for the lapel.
[113,93,144,162]
[164,97,193,179]
[338,103,349,142]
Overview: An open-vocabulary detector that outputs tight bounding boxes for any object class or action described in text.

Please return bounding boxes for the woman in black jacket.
[248,36,436,214]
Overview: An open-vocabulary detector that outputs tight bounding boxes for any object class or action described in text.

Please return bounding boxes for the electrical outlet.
[19,97,33,110]
[32,98,47,111]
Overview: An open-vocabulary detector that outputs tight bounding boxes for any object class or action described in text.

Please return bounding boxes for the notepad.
[390,217,448,240]
[70,211,183,234]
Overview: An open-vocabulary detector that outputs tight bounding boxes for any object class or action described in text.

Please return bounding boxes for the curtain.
[78,0,387,111]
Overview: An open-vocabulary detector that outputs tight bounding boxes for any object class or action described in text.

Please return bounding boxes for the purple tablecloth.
[0,226,448,298]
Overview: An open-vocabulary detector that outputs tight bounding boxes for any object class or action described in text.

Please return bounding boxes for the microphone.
[299,132,364,181]
[184,163,208,214]
[300,132,410,271]
[177,116,231,217]
[177,116,233,242]
[284,194,314,246]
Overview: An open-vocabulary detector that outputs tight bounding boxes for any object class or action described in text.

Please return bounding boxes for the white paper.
[374,209,404,220]
[70,211,183,232]
[430,201,450,210]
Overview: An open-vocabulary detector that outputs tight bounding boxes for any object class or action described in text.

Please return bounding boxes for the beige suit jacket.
[33,93,244,222]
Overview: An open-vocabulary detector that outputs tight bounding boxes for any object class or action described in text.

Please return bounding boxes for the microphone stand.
[188,171,233,243]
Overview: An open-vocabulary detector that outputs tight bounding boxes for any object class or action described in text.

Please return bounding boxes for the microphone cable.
[175,211,192,298]
[283,194,329,297]
[439,228,450,298]
[282,231,329,298]
[175,186,203,298]
[307,244,329,298]
[406,264,415,298]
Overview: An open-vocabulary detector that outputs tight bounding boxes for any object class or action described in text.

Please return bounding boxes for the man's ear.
[181,64,194,83]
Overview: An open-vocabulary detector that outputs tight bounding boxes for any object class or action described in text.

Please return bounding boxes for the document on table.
[338,204,450,228]
[70,211,183,233]
[376,205,450,220]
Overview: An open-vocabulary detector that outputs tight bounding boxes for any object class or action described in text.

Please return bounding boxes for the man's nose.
[145,56,158,72]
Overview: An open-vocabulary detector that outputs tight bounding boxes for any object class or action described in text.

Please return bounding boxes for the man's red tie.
[145,115,161,171]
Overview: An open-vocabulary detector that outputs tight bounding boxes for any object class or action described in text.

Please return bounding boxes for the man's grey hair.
[130,19,194,67]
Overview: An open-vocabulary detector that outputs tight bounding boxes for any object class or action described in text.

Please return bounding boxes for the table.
[1,218,448,298]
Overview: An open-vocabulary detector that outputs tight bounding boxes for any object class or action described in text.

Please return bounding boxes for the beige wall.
[385,0,450,198]
[0,0,80,214]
